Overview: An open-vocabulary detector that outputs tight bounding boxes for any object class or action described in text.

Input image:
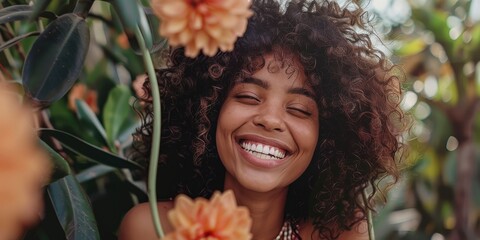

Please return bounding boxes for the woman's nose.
[252,103,286,132]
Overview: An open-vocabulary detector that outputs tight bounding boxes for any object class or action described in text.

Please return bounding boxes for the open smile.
[240,140,287,160]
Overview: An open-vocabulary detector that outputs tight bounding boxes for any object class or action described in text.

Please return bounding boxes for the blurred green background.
[367,0,480,239]
[1,0,480,239]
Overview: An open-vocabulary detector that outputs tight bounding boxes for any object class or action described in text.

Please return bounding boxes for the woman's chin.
[232,173,288,194]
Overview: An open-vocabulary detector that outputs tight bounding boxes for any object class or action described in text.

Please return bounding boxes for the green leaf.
[116,7,166,54]
[123,6,154,52]
[29,0,51,21]
[40,139,71,182]
[100,44,143,75]
[394,38,426,57]
[137,6,153,50]
[76,164,116,183]
[109,0,140,34]
[0,31,40,51]
[412,8,456,60]
[125,179,148,201]
[48,99,83,137]
[143,7,167,53]
[22,13,90,106]
[103,85,138,148]
[47,175,100,240]
[466,24,480,62]
[75,99,110,148]
[100,44,129,66]
[40,128,144,170]
[0,5,56,24]
[0,5,31,24]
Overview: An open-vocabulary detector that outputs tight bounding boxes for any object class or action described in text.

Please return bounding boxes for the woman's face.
[216,54,319,193]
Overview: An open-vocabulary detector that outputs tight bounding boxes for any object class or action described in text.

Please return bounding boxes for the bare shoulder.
[299,220,369,240]
[118,201,174,240]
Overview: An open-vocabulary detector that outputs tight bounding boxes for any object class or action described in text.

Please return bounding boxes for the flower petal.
[153,0,252,57]
[195,31,209,50]
[155,1,189,18]
[189,11,203,30]
[161,19,188,35]
[165,191,252,240]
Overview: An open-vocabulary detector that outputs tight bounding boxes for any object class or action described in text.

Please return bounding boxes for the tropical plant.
[0,0,165,238]
[371,0,480,239]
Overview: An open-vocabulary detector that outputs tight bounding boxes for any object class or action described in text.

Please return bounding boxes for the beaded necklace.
[274,220,300,240]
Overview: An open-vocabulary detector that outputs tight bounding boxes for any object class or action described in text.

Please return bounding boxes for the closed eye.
[287,106,312,117]
[235,94,260,104]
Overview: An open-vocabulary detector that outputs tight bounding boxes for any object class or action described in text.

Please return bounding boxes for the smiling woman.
[119,0,407,239]
[217,54,319,194]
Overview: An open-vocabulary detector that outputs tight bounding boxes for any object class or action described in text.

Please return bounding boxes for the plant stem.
[134,27,164,239]
[73,0,95,19]
[0,26,20,78]
[362,188,375,240]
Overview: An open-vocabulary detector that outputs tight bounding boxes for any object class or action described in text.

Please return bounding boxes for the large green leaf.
[48,175,100,240]
[103,85,138,148]
[40,128,144,170]
[22,13,89,106]
[40,139,71,183]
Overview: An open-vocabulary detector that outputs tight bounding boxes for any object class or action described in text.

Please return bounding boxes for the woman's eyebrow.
[239,77,270,89]
[288,87,316,101]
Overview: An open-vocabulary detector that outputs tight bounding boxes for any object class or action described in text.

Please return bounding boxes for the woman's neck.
[223,174,288,240]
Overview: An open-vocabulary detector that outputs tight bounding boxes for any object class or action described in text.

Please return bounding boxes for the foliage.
[370,0,480,239]
[5,0,480,239]
[0,0,165,238]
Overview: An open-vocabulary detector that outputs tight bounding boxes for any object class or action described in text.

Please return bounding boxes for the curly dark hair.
[134,0,407,239]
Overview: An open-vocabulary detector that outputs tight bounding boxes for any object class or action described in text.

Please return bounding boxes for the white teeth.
[263,146,270,155]
[240,141,287,160]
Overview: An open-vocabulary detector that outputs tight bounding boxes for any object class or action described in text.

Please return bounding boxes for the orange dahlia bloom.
[0,84,51,239]
[151,0,253,57]
[163,190,252,240]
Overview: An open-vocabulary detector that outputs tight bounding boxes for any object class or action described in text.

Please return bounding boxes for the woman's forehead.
[262,53,313,86]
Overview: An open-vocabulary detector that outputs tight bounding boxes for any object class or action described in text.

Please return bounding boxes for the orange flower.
[68,83,99,114]
[163,190,252,240]
[117,32,130,49]
[0,83,51,239]
[151,0,253,57]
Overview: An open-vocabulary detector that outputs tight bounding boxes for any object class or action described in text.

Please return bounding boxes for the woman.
[119,0,406,239]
